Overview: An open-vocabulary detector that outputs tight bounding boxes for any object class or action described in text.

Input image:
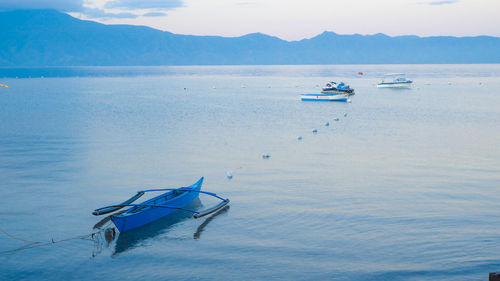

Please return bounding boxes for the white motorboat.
[377,73,413,88]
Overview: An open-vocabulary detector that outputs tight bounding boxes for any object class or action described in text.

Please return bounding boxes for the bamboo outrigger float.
[92,177,229,232]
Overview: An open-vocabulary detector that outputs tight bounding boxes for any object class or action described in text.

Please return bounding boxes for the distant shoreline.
[2,64,500,79]
[2,10,500,67]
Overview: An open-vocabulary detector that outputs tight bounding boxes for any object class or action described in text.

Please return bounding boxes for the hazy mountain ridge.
[1,9,499,66]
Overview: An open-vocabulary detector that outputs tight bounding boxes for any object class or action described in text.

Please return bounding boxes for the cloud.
[142,12,167,17]
[104,0,184,10]
[0,0,84,11]
[83,7,138,19]
[235,1,258,6]
[427,0,460,5]
[0,0,180,19]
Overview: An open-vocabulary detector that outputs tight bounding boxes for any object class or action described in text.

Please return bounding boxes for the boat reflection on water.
[193,205,230,239]
[92,198,230,256]
[113,198,202,254]
[91,227,118,258]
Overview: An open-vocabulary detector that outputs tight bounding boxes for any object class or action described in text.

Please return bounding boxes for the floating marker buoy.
[212,86,216,89]
[325,122,330,126]
[241,84,246,88]
[226,171,233,179]
[184,88,187,90]
[344,113,347,117]
[347,99,352,103]
[262,153,270,159]
[297,136,302,140]
[312,129,318,133]
[334,118,340,121]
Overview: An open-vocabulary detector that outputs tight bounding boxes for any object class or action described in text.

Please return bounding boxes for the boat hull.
[111,177,203,232]
[321,89,355,95]
[301,93,349,102]
[376,82,412,88]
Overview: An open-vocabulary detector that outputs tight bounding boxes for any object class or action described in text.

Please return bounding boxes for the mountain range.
[1,9,500,66]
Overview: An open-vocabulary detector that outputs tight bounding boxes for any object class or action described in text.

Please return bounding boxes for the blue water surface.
[1,65,500,280]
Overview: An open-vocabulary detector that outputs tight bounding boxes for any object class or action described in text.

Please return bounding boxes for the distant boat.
[377,73,413,88]
[321,81,355,95]
[301,93,349,102]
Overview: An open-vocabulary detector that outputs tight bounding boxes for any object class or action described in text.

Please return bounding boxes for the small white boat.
[377,73,413,88]
[301,93,349,102]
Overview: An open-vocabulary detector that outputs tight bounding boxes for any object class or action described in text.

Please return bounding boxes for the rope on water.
[0,226,41,244]
[0,223,114,255]
[0,232,99,255]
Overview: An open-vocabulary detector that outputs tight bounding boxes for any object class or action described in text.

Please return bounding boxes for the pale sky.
[2,0,500,40]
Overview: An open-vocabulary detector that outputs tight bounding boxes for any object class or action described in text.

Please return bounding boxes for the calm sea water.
[1,65,499,280]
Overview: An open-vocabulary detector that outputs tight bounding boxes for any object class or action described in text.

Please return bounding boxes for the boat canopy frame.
[383,73,407,77]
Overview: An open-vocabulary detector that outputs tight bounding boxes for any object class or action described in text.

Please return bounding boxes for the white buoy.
[241,84,246,88]
[212,86,216,89]
[226,171,233,179]
[347,99,352,103]
[262,152,270,159]
[312,129,318,133]
[325,122,330,126]
[297,136,302,140]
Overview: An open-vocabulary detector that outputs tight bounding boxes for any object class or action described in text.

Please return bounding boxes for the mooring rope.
[0,226,41,244]
[0,223,113,255]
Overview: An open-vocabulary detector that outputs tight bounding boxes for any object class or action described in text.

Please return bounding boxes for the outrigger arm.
[193,199,230,218]
[94,204,200,215]
[92,192,145,215]
[92,188,230,218]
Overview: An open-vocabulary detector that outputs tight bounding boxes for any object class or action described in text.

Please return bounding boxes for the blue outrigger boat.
[92,177,229,233]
